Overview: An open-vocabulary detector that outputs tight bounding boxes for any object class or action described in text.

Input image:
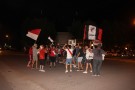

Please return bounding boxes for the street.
[0,51,135,90]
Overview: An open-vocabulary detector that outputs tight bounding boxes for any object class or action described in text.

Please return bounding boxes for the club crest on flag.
[88,25,96,40]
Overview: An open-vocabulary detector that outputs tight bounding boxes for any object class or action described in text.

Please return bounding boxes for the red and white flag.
[83,25,103,41]
[26,29,41,40]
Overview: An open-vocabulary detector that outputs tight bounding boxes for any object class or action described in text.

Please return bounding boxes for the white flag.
[48,36,54,42]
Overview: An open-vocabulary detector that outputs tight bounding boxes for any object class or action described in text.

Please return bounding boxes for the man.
[32,44,38,69]
[92,44,106,76]
[63,44,73,73]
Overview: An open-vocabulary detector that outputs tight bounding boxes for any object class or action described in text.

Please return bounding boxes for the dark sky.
[1,0,135,25]
[0,0,135,49]
[0,0,135,28]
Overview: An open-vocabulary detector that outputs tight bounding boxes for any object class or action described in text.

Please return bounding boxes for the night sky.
[0,0,135,50]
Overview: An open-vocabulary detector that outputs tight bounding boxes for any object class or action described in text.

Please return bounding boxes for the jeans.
[92,59,103,75]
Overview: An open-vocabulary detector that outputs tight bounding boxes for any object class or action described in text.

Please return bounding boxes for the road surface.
[0,51,135,90]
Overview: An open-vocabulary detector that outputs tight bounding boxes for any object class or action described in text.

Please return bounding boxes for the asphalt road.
[0,51,135,90]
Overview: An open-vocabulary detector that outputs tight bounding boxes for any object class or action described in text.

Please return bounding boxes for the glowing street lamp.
[5,35,9,38]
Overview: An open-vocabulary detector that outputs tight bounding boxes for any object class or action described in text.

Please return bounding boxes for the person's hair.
[67,45,71,49]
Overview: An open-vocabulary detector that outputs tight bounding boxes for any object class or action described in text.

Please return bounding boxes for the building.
[56,32,74,45]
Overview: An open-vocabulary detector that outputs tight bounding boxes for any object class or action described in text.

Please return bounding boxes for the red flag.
[26,29,41,40]
[83,25,86,40]
[98,28,103,41]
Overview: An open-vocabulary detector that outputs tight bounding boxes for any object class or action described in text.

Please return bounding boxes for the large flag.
[98,28,103,41]
[83,25,103,41]
[26,29,41,40]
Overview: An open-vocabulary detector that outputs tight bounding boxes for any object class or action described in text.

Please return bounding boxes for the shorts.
[50,56,56,62]
[39,59,45,65]
[77,57,83,62]
[33,55,38,61]
[66,58,72,64]
[86,59,92,63]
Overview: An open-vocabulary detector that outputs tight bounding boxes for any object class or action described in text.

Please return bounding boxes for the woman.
[83,46,93,74]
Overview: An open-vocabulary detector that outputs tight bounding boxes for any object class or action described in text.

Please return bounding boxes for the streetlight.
[5,35,9,38]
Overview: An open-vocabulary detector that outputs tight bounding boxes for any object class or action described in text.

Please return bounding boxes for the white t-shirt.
[86,49,93,59]
[65,49,73,59]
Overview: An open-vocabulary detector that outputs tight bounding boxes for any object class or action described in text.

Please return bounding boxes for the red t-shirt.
[39,49,46,60]
[49,49,56,57]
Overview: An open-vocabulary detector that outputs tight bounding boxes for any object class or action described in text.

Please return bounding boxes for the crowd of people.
[27,43,106,76]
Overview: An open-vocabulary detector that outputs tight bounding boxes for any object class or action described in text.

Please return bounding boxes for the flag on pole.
[83,25,86,40]
[98,28,103,41]
[26,29,41,40]
[83,25,103,41]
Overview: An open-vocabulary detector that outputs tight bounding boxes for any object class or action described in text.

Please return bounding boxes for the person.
[49,45,56,68]
[45,45,49,65]
[76,45,84,71]
[31,44,38,69]
[57,46,62,63]
[73,44,80,68]
[83,46,93,74]
[27,46,33,68]
[63,44,73,73]
[72,46,77,68]
[38,45,46,72]
[92,44,106,76]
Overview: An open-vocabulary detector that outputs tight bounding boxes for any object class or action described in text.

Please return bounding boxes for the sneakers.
[41,70,45,72]
[90,70,92,72]
[39,69,45,72]
[83,71,88,74]
[39,69,42,71]
[65,70,72,73]
[92,75,97,76]
[65,70,68,73]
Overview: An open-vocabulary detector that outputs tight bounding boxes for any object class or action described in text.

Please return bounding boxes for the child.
[49,46,56,68]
